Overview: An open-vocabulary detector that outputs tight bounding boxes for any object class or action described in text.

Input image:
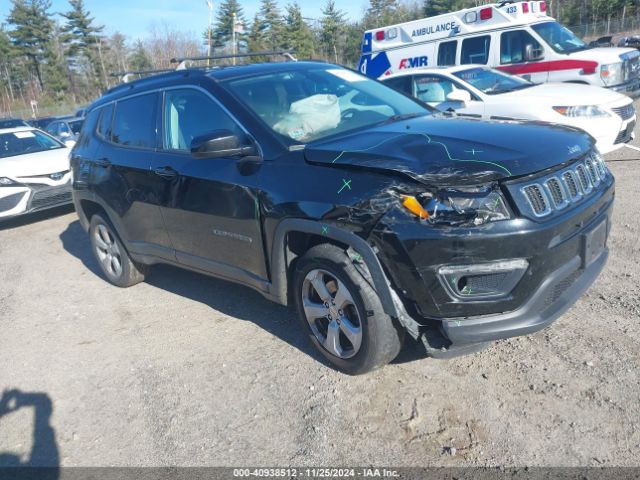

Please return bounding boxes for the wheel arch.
[78,199,107,229]
[269,219,399,319]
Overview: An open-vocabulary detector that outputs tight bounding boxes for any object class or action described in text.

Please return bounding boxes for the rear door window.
[97,104,114,140]
[461,35,491,64]
[75,108,100,148]
[438,40,457,66]
[111,93,158,148]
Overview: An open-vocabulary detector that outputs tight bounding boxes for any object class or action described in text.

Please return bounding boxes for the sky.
[0,0,369,41]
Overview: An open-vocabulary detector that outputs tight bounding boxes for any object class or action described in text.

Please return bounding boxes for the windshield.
[0,130,64,158]
[0,119,30,129]
[453,67,533,95]
[224,67,429,144]
[531,21,587,53]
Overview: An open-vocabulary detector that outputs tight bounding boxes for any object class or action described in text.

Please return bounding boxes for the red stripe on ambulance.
[497,60,599,75]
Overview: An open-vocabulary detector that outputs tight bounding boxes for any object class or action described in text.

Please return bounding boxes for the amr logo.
[399,56,428,69]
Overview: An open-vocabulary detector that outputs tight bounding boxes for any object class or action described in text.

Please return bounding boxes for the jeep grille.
[509,151,611,220]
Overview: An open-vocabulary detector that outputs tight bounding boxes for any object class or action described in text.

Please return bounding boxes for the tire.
[89,214,147,288]
[293,243,404,375]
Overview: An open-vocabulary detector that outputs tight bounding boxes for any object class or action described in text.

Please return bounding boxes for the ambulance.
[358,0,640,95]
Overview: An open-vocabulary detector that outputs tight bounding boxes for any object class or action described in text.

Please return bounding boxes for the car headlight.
[400,186,511,226]
[0,177,16,186]
[601,62,624,86]
[552,105,610,118]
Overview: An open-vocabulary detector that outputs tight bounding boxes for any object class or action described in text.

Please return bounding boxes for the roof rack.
[108,50,297,85]
[109,68,176,83]
[170,50,297,70]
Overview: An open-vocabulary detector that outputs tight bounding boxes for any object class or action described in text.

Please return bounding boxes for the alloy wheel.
[301,268,363,359]
[93,223,123,278]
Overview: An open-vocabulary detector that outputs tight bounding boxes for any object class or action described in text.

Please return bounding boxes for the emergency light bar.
[375,27,398,41]
[480,7,492,20]
[461,1,547,25]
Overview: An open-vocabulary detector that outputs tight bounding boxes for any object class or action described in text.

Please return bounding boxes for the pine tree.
[212,0,247,49]
[424,0,474,17]
[247,14,266,53]
[43,22,71,100]
[320,0,347,63]
[259,0,285,50]
[0,27,19,104]
[128,40,153,71]
[61,0,106,90]
[6,0,55,90]
[284,3,315,58]
[365,0,400,28]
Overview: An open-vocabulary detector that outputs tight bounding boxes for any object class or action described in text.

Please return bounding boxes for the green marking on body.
[329,132,512,176]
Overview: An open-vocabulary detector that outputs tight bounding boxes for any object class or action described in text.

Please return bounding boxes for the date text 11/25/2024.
[233,468,400,477]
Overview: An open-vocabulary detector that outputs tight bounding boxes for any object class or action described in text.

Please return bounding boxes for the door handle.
[153,166,178,178]
[94,158,111,168]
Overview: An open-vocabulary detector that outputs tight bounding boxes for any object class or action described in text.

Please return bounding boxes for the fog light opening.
[439,259,529,301]
[457,277,469,294]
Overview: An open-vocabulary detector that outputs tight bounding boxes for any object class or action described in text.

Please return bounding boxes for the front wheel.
[89,214,147,288]
[293,243,404,374]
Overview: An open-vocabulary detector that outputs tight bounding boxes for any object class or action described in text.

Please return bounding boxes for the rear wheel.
[294,243,404,374]
[89,214,146,287]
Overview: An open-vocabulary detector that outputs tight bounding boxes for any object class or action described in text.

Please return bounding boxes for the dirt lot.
[1,110,639,469]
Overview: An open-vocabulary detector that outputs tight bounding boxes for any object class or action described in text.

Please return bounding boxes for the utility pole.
[207,0,213,66]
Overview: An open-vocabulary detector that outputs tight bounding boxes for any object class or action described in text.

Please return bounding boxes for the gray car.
[45,117,85,144]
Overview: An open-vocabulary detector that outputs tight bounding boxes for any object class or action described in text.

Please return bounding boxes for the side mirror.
[64,139,76,148]
[525,44,545,62]
[446,89,472,104]
[190,130,259,160]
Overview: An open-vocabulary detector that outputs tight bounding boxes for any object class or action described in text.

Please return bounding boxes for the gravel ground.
[1,107,639,469]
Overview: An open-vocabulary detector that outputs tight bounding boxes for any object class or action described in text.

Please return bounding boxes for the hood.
[568,46,637,64]
[500,82,627,106]
[0,147,71,178]
[304,115,592,185]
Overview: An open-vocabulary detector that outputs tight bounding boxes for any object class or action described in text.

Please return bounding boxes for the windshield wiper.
[383,112,425,124]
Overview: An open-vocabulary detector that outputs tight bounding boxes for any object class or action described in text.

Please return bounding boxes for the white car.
[383,65,636,154]
[0,127,73,220]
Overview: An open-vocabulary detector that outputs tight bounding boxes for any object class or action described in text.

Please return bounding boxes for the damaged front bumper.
[441,243,607,346]
[369,170,614,356]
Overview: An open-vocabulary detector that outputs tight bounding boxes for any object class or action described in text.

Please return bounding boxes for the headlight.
[552,105,610,118]
[401,186,511,226]
[601,62,624,86]
[0,177,16,186]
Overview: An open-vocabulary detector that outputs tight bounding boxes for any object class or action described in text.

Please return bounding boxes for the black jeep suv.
[71,61,614,374]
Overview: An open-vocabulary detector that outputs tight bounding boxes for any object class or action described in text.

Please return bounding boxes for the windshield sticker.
[13,131,35,139]
[415,77,441,85]
[326,69,366,82]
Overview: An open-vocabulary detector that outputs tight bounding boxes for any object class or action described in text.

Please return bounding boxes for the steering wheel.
[341,108,359,121]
